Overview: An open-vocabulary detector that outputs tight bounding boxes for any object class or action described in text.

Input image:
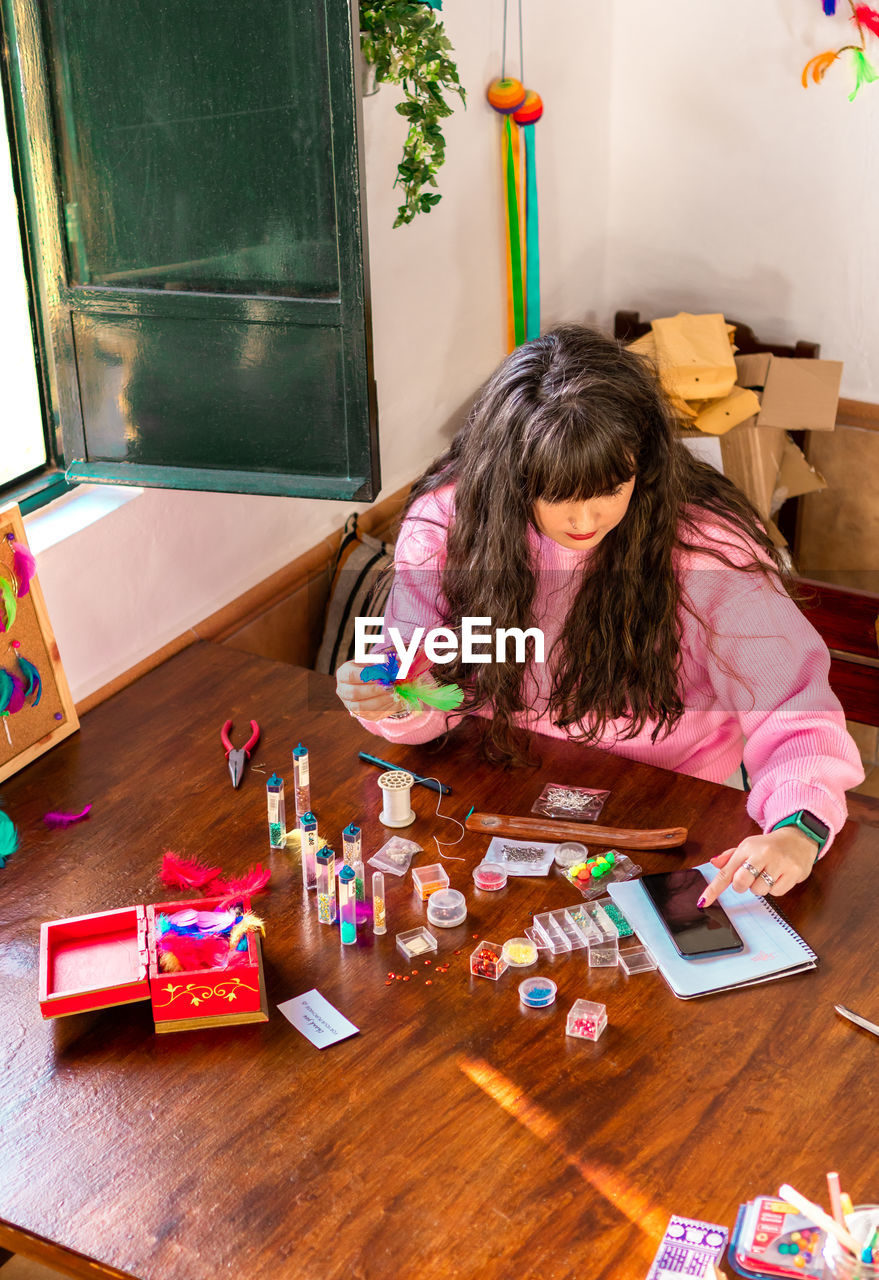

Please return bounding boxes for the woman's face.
[532,477,636,550]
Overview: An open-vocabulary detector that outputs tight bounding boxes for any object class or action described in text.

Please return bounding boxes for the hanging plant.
[803,0,879,99]
[359,0,466,227]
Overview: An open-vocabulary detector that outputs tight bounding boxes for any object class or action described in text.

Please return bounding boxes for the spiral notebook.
[608,863,817,999]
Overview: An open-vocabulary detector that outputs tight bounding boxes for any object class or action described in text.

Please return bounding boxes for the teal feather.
[16,654,41,707]
[0,669,13,713]
[0,574,16,632]
[0,810,18,867]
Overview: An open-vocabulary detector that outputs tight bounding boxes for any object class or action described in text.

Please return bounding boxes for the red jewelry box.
[38,896,269,1033]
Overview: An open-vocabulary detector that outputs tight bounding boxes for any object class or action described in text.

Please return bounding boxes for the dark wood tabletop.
[0,643,876,1280]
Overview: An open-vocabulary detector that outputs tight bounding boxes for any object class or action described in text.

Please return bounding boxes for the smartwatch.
[770,809,830,857]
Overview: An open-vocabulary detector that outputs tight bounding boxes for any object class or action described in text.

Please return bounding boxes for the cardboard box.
[39,895,268,1033]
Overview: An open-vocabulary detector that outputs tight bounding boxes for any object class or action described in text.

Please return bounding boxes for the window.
[1,0,378,503]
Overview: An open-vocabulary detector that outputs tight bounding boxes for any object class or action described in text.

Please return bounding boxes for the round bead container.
[472,863,508,891]
[502,937,538,967]
[518,976,557,1008]
[555,841,588,868]
[426,888,467,928]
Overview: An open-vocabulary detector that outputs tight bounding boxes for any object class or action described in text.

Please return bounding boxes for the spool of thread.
[378,770,416,828]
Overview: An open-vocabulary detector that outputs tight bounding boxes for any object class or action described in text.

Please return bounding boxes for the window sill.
[24,482,143,553]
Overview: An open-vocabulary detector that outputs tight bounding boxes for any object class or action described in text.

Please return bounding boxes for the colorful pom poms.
[160,850,222,890]
[44,804,92,828]
[513,89,543,124]
[487,77,526,113]
[0,809,19,868]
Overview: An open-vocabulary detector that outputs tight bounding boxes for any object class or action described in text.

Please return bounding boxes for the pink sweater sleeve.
[356,488,466,746]
[701,573,864,853]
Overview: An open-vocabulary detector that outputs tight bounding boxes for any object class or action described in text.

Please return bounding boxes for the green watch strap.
[771,810,829,857]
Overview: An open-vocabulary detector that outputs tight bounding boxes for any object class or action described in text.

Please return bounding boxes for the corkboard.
[0,504,78,782]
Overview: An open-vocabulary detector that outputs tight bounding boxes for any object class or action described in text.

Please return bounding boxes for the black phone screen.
[641,868,745,958]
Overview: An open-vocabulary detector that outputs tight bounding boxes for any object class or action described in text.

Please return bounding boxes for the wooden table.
[1,643,876,1280]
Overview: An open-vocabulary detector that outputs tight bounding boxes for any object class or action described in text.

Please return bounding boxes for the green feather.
[0,810,18,867]
[0,574,16,632]
[398,678,465,712]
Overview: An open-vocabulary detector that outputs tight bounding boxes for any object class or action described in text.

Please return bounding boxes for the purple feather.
[6,674,26,715]
[10,540,36,597]
[43,804,93,828]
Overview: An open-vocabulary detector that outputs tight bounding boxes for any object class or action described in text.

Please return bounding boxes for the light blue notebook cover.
[608,863,817,1000]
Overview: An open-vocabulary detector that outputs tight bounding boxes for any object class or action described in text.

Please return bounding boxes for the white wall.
[603,0,879,400]
[14,0,879,701]
[19,0,613,702]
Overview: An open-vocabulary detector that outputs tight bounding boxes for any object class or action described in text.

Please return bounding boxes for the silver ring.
[759,869,775,888]
[743,861,760,878]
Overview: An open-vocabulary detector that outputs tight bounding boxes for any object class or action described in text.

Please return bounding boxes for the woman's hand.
[698,827,819,908]
[335,661,401,722]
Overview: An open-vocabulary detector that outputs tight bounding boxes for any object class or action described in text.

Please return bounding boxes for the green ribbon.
[504,117,525,347]
[523,122,540,341]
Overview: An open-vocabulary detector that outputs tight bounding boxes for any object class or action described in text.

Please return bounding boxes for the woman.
[336,326,863,900]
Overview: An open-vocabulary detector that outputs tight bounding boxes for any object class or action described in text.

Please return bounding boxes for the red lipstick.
[567,531,597,541]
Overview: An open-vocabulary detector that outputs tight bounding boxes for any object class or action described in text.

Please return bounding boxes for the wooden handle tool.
[464,811,688,850]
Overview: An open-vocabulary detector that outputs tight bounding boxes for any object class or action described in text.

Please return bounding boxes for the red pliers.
[221,719,260,788]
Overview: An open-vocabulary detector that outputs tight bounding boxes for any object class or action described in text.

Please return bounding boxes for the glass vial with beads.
[343,823,365,902]
[266,773,286,849]
[339,864,357,945]
[316,845,337,924]
[372,871,387,935]
[292,743,311,820]
[299,810,318,891]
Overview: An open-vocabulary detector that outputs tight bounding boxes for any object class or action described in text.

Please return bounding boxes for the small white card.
[277,988,359,1049]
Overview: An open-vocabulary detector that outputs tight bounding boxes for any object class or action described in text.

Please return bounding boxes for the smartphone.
[641,868,744,958]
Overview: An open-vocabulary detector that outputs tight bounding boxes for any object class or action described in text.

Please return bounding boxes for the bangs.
[521,407,636,504]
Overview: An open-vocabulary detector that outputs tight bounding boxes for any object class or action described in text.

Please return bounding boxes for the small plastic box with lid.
[586,901,619,967]
[411,863,450,901]
[470,940,507,981]
[566,999,607,1041]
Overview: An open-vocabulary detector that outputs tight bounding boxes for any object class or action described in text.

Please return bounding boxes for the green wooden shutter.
[2,0,378,500]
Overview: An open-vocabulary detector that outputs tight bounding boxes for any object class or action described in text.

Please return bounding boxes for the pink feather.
[9,540,36,597]
[6,674,26,715]
[855,5,879,36]
[159,935,229,972]
[43,804,93,828]
[210,863,272,901]
[160,850,222,890]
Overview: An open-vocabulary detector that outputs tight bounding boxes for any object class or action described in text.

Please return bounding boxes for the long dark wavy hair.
[401,325,789,765]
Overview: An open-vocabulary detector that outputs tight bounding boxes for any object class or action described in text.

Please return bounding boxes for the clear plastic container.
[518,976,557,1008]
[472,863,508,891]
[566,998,607,1041]
[531,906,597,954]
[470,940,507,981]
[586,902,619,968]
[554,841,588,868]
[619,945,657,975]
[412,863,450,901]
[502,937,538,967]
[821,1207,879,1279]
[396,927,438,960]
[372,871,387,935]
[426,888,467,928]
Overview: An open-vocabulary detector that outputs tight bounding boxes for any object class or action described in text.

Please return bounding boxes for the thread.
[424,777,466,863]
[378,770,416,827]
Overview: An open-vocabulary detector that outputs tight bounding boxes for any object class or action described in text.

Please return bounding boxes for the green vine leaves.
[360,1,466,227]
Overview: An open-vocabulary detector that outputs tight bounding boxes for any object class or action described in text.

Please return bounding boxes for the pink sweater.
[358,486,863,850]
